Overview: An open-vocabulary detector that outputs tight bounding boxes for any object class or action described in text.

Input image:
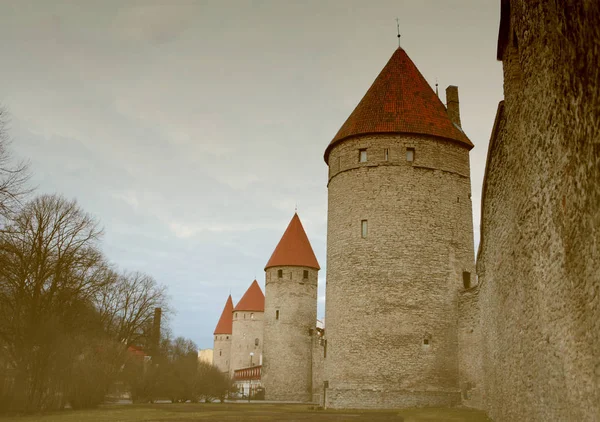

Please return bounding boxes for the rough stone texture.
[312,331,325,404]
[324,133,475,408]
[476,2,600,421]
[457,285,483,408]
[229,310,264,376]
[262,266,318,401]
[212,335,231,374]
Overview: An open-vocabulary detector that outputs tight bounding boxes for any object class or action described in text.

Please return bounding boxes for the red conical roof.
[213,295,234,335]
[265,213,320,270]
[324,47,473,163]
[234,280,265,312]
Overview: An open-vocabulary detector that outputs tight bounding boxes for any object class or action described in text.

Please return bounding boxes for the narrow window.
[324,339,328,358]
[303,270,309,279]
[275,310,279,320]
[359,149,367,162]
[384,148,389,161]
[226,336,229,340]
[250,313,254,319]
[255,338,259,346]
[406,148,415,162]
[277,269,283,278]
[219,350,222,356]
[361,220,368,238]
[463,272,471,289]
[235,313,238,319]
[244,313,246,319]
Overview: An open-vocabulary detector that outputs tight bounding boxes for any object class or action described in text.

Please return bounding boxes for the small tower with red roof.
[262,213,320,402]
[212,295,234,374]
[229,280,265,377]
[323,47,476,408]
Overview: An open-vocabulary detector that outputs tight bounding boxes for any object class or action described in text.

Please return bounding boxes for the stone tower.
[262,213,320,402]
[323,47,475,408]
[212,295,234,374]
[229,280,265,376]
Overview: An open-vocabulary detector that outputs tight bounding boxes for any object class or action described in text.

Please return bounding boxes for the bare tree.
[0,194,108,411]
[0,107,31,219]
[96,271,169,348]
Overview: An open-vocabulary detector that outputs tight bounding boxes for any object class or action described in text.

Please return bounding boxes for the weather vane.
[396,18,401,47]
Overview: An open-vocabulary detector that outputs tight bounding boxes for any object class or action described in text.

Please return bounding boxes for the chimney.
[446,85,462,128]
[152,307,162,356]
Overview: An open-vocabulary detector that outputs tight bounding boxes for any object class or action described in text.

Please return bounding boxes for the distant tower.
[212,295,233,374]
[262,213,320,401]
[323,47,475,408]
[229,280,265,376]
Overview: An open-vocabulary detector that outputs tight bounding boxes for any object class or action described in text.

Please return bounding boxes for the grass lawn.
[0,403,492,421]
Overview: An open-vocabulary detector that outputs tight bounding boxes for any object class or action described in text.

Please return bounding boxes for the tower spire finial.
[396,18,401,48]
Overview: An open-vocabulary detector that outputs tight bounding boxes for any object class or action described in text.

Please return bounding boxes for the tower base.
[324,388,461,409]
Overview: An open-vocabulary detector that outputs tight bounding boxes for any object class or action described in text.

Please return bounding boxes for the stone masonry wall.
[477,2,600,421]
[213,335,231,374]
[262,266,318,402]
[324,133,475,409]
[457,285,483,408]
[230,311,264,377]
[312,331,325,404]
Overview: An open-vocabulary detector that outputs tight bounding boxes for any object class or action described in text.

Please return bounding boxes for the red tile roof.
[234,280,265,312]
[213,295,234,334]
[264,213,320,270]
[324,47,473,163]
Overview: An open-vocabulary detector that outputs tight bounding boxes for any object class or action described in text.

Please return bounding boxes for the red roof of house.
[264,213,320,270]
[324,47,473,163]
[234,280,265,312]
[213,295,234,334]
[127,345,147,359]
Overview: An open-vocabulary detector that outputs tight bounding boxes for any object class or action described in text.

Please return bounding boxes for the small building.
[198,348,213,365]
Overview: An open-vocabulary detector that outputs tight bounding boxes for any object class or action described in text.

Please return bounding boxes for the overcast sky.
[0,0,503,349]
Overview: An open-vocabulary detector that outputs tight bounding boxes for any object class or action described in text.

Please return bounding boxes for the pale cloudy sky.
[0,0,503,349]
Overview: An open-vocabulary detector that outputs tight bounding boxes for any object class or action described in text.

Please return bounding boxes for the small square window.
[226,336,229,340]
[406,148,415,162]
[463,272,471,289]
[424,338,429,345]
[384,148,389,161]
[303,270,309,279]
[275,310,280,320]
[359,149,367,162]
[278,269,283,278]
[361,220,368,238]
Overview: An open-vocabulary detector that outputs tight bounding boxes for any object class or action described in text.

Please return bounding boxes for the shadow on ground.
[0,403,492,421]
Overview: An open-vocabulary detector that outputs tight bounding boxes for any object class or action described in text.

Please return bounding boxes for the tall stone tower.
[212,295,234,374]
[323,47,475,408]
[229,280,265,376]
[262,213,320,401]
